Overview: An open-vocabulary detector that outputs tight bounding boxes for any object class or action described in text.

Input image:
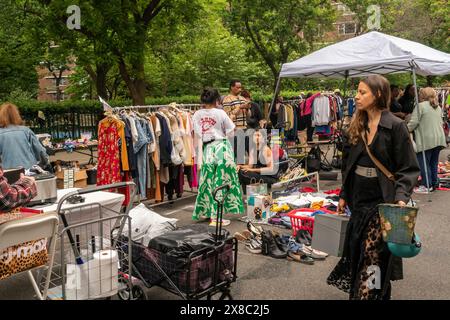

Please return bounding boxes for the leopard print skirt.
[327,213,392,300]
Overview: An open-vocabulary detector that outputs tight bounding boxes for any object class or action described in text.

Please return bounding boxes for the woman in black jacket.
[327,75,420,300]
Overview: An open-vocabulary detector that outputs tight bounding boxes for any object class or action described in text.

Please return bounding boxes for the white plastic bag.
[122,204,177,245]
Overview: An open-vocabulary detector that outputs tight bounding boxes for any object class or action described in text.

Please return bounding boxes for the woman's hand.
[397,200,407,207]
[337,198,347,214]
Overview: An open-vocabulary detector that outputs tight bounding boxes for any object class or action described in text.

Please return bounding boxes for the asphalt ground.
[0,147,449,300]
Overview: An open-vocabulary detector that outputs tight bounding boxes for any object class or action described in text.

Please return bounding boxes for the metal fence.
[23,111,102,141]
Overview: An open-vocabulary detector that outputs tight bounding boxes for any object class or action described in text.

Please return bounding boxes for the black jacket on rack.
[156,113,173,166]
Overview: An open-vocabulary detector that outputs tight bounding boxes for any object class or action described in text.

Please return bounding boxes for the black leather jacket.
[340,110,420,206]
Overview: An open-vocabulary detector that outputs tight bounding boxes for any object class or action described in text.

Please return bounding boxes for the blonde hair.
[419,87,438,108]
[0,103,24,128]
[347,75,391,145]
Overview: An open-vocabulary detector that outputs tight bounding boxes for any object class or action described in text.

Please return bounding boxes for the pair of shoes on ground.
[414,186,433,194]
[209,218,231,227]
[233,230,263,254]
[300,245,328,260]
[295,229,312,246]
[201,214,231,226]
[261,230,288,259]
[234,230,253,242]
[245,238,263,254]
[234,224,264,254]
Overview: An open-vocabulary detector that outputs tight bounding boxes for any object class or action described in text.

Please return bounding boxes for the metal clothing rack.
[100,101,202,207]
[120,103,201,110]
[282,99,304,105]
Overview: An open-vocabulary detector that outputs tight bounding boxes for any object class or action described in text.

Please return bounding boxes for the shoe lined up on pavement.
[209,218,231,227]
[414,186,432,194]
[235,222,329,263]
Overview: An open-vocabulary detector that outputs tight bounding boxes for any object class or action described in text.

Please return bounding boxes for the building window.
[338,23,356,35]
[51,77,68,86]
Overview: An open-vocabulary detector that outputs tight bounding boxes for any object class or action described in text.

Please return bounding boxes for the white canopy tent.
[278,31,450,79]
[270,31,450,196]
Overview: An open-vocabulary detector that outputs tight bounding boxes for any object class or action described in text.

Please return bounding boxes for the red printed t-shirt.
[192,108,235,143]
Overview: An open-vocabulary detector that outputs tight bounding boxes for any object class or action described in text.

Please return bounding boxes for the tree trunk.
[133,78,146,105]
[426,76,433,87]
[96,63,109,99]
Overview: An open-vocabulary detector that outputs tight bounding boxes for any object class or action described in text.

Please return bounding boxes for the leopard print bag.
[0,211,49,280]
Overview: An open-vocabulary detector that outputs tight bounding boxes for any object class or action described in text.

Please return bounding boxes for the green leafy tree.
[225,0,336,90]
[0,1,42,100]
[144,0,272,96]
[27,0,202,104]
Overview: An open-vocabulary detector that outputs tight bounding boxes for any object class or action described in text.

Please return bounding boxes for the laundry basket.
[288,208,336,236]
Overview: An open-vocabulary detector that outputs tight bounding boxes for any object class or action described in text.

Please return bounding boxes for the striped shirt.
[222,95,248,129]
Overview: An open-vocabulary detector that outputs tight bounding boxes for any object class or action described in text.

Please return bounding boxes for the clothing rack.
[117,103,201,112]
[99,101,201,207]
[283,99,304,104]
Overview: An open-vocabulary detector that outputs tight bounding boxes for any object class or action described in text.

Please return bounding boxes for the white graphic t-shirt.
[192,108,235,143]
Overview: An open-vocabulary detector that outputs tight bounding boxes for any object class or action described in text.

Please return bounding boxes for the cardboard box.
[56,169,88,189]
[247,194,272,222]
[311,214,350,257]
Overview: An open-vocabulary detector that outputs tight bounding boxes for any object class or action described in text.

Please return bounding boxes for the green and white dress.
[192,108,244,220]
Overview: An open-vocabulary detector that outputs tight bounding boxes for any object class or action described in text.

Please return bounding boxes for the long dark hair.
[399,84,414,103]
[201,88,220,105]
[348,75,391,145]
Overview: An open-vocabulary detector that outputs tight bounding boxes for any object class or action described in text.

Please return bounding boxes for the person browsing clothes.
[0,103,49,170]
[327,75,420,300]
[408,87,447,193]
[192,88,244,227]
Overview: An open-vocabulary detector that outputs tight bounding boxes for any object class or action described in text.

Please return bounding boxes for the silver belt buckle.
[366,167,373,177]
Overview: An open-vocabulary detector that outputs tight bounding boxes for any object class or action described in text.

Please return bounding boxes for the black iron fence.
[22,111,103,141]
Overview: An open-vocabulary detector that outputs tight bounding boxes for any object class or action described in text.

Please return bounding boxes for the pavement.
[0,148,449,300]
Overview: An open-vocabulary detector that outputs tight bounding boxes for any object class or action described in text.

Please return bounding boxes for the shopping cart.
[42,182,136,300]
[117,184,238,300]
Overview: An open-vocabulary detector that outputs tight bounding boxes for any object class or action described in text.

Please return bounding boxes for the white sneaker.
[414,186,431,194]
[209,219,231,227]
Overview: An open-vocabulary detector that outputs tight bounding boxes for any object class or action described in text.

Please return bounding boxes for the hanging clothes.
[312,95,331,126]
[97,116,129,186]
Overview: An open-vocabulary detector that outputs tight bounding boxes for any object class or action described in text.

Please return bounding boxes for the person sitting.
[0,103,49,170]
[237,129,287,192]
[0,166,37,212]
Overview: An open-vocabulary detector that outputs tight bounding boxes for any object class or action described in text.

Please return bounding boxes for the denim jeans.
[417,147,441,188]
[133,119,150,198]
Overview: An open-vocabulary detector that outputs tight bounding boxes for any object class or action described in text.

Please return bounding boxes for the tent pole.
[411,64,431,200]
[267,75,282,124]
[343,70,349,98]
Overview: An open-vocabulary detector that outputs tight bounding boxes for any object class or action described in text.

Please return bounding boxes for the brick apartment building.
[37,66,74,101]
[328,1,358,41]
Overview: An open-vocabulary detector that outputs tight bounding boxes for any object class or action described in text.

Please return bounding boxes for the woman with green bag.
[327,75,420,300]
